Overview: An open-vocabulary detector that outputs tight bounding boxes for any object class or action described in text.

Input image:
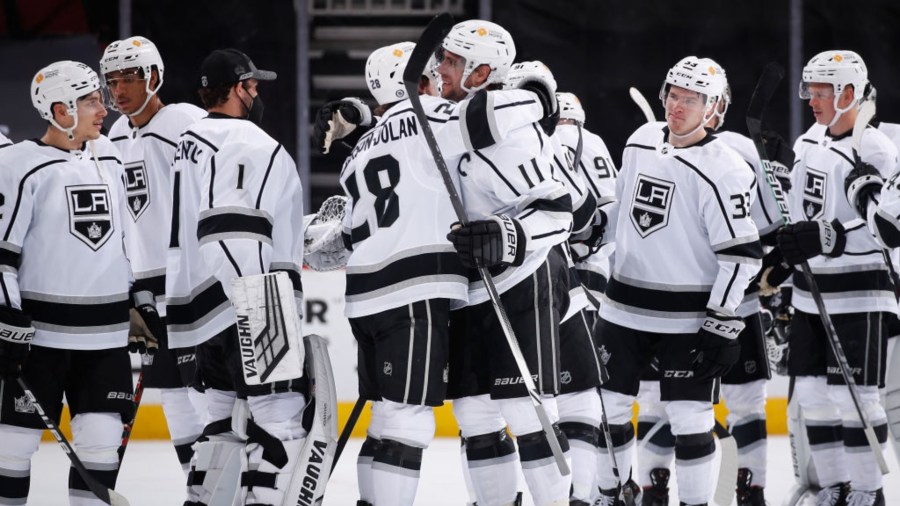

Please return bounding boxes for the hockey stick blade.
[629,87,656,123]
[403,14,570,476]
[18,377,130,506]
[712,422,738,506]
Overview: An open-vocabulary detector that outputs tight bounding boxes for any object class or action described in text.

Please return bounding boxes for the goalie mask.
[31,60,103,141]
[440,19,516,94]
[800,50,868,127]
[556,92,586,124]
[100,36,165,116]
[366,41,414,106]
[659,56,726,115]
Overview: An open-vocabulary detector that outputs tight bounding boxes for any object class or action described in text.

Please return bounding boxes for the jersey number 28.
[345,154,401,229]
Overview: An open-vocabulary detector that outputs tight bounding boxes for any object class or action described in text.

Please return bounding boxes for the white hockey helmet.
[707,59,730,130]
[659,56,726,113]
[31,60,102,140]
[556,92,586,124]
[366,42,414,106]
[504,60,557,92]
[441,19,516,94]
[100,36,165,116]
[800,50,868,126]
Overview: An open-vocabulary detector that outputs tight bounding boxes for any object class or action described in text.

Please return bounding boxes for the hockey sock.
[160,387,205,476]
[636,418,674,488]
[515,427,571,506]
[464,429,520,505]
[673,431,716,505]
[796,376,849,488]
[833,385,888,492]
[0,424,41,505]
[559,421,599,502]
[357,436,380,503]
[371,438,424,505]
[596,422,634,491]
[729,415,767,487]
[69,413,123,506]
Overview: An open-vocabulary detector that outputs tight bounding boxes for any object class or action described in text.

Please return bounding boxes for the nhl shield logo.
[67,185,113,250]
[123,162,150,221]
[802,168,826,220]
[631,174,675,238]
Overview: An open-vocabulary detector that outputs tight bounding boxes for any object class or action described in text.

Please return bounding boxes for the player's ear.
[467,64,492,88]
[51,102,69,121]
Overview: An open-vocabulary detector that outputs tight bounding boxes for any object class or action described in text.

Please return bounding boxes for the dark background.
[2,0,898,205]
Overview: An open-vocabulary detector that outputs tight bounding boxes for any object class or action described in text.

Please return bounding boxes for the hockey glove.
[690,311,744,381]
[762,130,795,192]
[129,288,162,355]
[447,215,526,269]
[312,97,374,154]
[755,248,793,296]
[844,161,884,218]
[0,306,35,379]
[776,219,846,265]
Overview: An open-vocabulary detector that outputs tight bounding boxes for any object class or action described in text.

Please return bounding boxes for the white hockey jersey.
[0,138,131,349]
[0,132,11,148]
[556,123,617,318]
[340,90,546,318]
[110,103,206,315]
[716,130,783,317]
[166,115,304,348]
[790,123,898,315]
[456,112,574,305]
[600,123,763,333]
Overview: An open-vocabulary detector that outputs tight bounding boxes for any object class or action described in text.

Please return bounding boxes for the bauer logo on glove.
[447,215,526,269]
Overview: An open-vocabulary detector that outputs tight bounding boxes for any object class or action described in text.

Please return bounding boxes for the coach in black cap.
[197,48,276,125]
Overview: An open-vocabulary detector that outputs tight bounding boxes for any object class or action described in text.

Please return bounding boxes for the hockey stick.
[331,397,366,473]
[16,377,130,506]
[747,62,889,474]
[712,422,738,506]
[117,370,145,462]
[629,87,656,123]
[403,13,569,476]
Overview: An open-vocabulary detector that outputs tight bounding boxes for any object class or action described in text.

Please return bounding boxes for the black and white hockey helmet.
[31,60,102,139]
[365,42,414,106]
[441,20,516,94]
[100,36,164,115]
[659,56,726,113]
[557,92,586,124]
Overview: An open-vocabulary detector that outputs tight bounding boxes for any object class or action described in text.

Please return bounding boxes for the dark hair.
[198,83,234,109]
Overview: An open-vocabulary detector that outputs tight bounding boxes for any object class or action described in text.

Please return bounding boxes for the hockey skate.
[846,488,884,506]
[814,482,850,506]
[640,468,669,506]
[735,468,766,506]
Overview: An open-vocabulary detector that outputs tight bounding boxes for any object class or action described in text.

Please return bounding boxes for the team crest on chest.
[631,174,675,238]
[123,161,150,221]
[802,168,827,220]
[66,185,114,250]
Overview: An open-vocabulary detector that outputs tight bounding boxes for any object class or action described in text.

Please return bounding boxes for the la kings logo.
[631,174,675,238]
[802,168,826,220]
[67,185,113,250]
[123,162,150,221]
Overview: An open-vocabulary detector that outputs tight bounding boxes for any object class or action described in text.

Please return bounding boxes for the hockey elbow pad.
[844,161,883,218]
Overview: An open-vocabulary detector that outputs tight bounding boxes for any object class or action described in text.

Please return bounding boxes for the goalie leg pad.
[886,337,900,468]
[0,424,41,504]
[185,422,244,506]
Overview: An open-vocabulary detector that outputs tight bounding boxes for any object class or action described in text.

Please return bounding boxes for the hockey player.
[595,57,762,506]
[0,60,162,505]
[781,50,896,505]
[165,49,309,505]
[100,35,206,476]
[0,131,11,147]
[437,20,575,506]
[337,42,553,506]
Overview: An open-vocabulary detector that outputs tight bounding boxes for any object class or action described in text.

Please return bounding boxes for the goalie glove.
[761,130,795,192]
[504,61,559,136]
[844,161,883,218]
[776,219,847,265]
[312,97,374,154]
[690,311,744,381]
[447,215,526,269]
[0,306,34,379]
[129,288,162,355]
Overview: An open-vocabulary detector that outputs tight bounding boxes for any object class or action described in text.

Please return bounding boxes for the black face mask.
[240,84,264,126]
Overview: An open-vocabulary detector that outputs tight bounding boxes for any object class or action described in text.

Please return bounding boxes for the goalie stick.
[747,62,889,475]
[402,13,569,476]
[331,397,366,473]
[17,377,130,506]
[624,86,738,505]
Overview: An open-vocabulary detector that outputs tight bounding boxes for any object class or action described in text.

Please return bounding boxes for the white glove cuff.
[0,320,35,344]
[340,96,374,127]
[701,313,745,340]
[488,214,520,265]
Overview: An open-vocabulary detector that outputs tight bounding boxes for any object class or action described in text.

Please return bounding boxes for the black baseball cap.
[199,48,277,88]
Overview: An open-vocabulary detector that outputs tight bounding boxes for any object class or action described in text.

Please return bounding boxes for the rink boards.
[42,269,792,441]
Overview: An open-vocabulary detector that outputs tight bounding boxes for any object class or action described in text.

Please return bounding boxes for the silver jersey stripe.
[600,295,706,320]
[166,300,232,333]
[34,321,129,334]
[198,231,273,247]
[612,271,712,293]
[198,205,274,222]
[346,244,457,275]
[19,291,128,305]
[345,274,468,304]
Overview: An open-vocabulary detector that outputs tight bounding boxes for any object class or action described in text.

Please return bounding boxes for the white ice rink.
[27,436,900,505]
